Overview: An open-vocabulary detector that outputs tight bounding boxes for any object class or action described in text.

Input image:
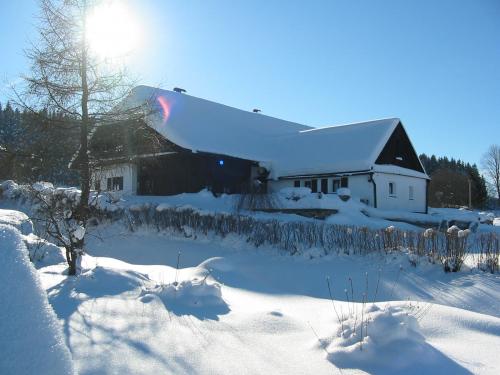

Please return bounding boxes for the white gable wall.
[373,172,426,213]
[93,163,137,195]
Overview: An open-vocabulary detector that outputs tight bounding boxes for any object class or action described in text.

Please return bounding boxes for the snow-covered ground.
[1,185,499,374]
[31,224,498,374]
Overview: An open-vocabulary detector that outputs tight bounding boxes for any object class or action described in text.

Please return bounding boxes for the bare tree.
[14,0,144,274]
[482,144,500,200]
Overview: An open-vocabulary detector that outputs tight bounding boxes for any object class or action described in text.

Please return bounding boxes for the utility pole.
[468,178,472,209]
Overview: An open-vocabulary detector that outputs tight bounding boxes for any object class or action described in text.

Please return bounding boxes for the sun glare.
[86,1,142,60]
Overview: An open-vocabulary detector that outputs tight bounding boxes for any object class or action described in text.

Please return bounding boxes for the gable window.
[341,177,349,188]
[294,180,300,188]
[332,179,340,193]
[389,182,396,197]
[107,176,124,191]
[321,178,328,194]
[409,185,414,200]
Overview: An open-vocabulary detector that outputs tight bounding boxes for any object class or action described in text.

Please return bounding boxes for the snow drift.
[0,224,75,375]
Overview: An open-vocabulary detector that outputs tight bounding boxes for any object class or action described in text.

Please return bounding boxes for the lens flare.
[157,96,171,123]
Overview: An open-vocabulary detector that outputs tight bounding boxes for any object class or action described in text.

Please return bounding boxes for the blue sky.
[1,0,499,166]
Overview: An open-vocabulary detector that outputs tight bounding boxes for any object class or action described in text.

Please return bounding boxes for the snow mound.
[326,304,428,372]
[0,208,33,235]
[22,233,66,266]
[141,277,229,320]
[0,225,75,375]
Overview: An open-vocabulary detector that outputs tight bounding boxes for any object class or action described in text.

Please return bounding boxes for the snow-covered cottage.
[89,86,430,213]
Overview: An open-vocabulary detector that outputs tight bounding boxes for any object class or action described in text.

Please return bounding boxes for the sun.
[86,1,142,60]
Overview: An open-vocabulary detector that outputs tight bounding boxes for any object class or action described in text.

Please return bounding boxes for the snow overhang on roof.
[120,86,428,180]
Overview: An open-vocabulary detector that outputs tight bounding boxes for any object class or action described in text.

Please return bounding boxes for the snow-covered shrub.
[476,232,499,273]
[0,209,33,235]
[443,225,469,272]
[326,304,427,371]
[279,187,311,201]
[478,212,495,225]
[22,233,66,266]
[337,188,351,202]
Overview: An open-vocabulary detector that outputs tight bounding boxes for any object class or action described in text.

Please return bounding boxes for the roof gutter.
[278,169,372,180]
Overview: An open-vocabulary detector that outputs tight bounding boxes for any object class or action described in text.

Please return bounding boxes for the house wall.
[373,172,427,213]
[269,174,374,205]
[270,173,427,212]
[93,163,137,195]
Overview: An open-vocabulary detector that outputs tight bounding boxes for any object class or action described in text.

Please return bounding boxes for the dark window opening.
[304,180,312,189]
[94,180,101,191]
[107,176,124,191]
[294,180,300,188]
[321,178,328,194]
[332,179,340,193]
[311,179,318,193]
[341,177,348,188]
[389,182,396,196]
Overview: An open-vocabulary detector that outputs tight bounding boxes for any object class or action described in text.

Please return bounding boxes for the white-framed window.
[107,176,124,191]
[409,185,414,200]
[388,182,396,197]
[332,179,340,193]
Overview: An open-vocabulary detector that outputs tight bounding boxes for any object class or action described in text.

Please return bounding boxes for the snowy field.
[1,186,499,374]
[33,224,500,375]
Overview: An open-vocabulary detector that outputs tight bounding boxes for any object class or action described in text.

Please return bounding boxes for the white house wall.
[269,173,427,213]
[373,172,426,213]
[94,163,137,195]
[269,174,375,206]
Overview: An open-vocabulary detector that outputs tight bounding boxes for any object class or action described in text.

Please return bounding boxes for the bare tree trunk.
[78,3,90,224]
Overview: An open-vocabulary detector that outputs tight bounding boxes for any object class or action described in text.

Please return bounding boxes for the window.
[304,180,312,189]
[94,180,101,191]
[341,177,349,188]
[294,180,300,188]
[321,178,328,194]
[332,179,340,193]
[409,185,414,200]
[107,176,124,191]
[311,179,318,193]
[389,182,396,197]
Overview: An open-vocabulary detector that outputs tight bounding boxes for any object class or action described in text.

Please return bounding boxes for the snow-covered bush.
[443,225,469,272]
[22,233,66,266]
[476,232,499,273]
[326,304,427,372]
[279,187,311,201]
[337,188,351,202]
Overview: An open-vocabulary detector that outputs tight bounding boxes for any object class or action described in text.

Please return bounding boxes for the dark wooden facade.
[89,120,256,195]
[375,122,425,173]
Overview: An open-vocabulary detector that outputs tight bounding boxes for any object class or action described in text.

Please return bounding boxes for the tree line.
[0,102,79,185]
[419,153,489,208]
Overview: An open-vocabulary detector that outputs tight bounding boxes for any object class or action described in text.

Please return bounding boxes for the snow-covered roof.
[122,86,428,179]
